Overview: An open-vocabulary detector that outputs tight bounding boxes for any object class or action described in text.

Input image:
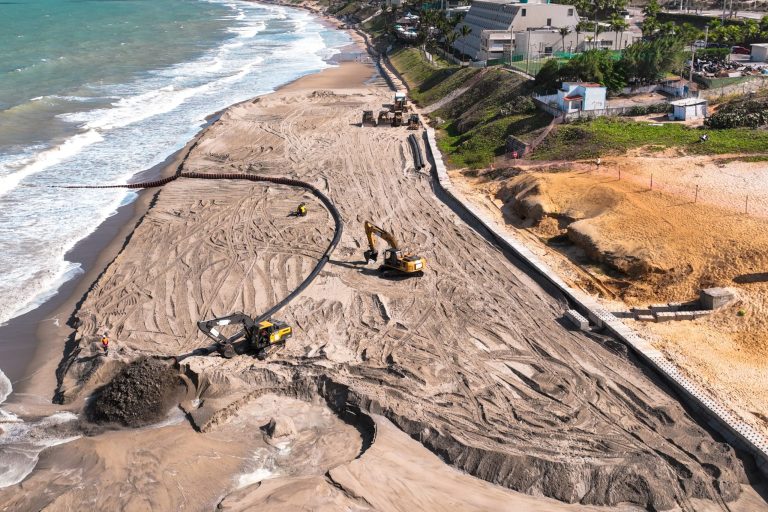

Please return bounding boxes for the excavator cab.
[253,319,292,359]
[363,221,425,276]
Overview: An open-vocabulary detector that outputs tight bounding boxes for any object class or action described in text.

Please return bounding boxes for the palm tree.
[559,26,571,53]
[593,23,604,50]
[585,35,594,50]
[445,31,459,55]
[575,21,587,52]
[459,24,472,64]
[610,15,629,49]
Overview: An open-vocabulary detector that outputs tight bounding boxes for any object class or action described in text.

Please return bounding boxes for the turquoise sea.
[0,0,350,330]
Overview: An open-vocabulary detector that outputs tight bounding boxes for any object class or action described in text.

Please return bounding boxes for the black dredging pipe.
[55,171,343,362]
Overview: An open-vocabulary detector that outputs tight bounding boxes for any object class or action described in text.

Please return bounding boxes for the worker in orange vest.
[101,333,109,356]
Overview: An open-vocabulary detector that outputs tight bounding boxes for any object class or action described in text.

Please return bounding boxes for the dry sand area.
[454,153,768,441]
[8,62,768,510]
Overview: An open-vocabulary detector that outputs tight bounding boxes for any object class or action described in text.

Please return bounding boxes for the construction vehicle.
[391,111,403,127]
[197,314,293,359]
[363,221,426,275]
[295,202,307,217]
[361,110,376,127]
[378,110,390,125]
[392,92,408,113]
[407,113,419,130]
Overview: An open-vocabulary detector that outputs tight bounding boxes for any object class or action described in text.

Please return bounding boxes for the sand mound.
[263,416,297,440]
[87,357,182,427]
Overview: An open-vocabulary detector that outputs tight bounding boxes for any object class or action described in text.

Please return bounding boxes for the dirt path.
[49,75,763,509]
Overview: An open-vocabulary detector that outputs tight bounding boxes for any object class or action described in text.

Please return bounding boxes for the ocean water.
[0,0,350,328]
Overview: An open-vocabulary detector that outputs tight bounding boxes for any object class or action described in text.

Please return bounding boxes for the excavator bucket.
[364,249,379,264]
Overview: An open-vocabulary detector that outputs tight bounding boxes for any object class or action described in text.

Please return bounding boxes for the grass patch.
[388,47,476,106]
[533,117,768,160]
[437,112,550,168]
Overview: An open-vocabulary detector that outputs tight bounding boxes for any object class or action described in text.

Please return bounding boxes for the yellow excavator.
[363,221,426,275]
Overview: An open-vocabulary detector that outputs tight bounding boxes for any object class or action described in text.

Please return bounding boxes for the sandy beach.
[1,18,767,512]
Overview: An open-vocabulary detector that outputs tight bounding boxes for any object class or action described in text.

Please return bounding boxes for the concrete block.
[691,310,712,319]
[656,312,676,323]
[565,309,589,331]
[666,302,682,311]
[675,311,694,321]
[700,287,734,310]
[587,311,604,328]
[631,307,652,316]
[636,314,656,322]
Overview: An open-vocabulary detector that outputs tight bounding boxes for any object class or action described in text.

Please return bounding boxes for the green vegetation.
[389,48,549,168]
[438,113,550,168]
[533,117,768,160]
[705,90,768,129]
[535,37,685,93]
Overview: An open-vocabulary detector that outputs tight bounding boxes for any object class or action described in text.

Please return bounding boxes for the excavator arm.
[364,221,399,263]
[197,313,257,346]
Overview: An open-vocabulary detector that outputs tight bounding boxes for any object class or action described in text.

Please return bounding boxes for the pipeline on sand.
[54,171,344,362]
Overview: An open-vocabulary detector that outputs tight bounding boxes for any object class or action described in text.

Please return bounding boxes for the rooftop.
[670,98,708,106]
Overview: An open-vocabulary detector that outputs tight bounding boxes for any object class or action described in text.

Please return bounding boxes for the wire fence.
[584,161,768,218]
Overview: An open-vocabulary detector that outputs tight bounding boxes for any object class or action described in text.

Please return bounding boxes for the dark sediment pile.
[88,357,182,427]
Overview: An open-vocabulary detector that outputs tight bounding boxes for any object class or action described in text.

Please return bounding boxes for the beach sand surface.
[2,46,767,511]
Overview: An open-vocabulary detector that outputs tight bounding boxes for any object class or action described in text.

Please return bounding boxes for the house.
[658,77,697,98]
[454,0,580,61]
[556,82,607,112]
[669,98,708,121]
[751,43,768,62]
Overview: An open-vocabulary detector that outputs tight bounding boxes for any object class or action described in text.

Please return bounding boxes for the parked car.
[693,40,707,49]
[707,42,728,48]
[731,46,751,55]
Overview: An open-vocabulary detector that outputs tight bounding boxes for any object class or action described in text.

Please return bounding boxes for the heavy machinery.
[295,202,307,217]
[361,110,376,127]
[392,92,408,113]
[391,111,403,127]
[363,221,426,275]
[378,110,390,125]
[197,314,293,359]
[407,113,420,130]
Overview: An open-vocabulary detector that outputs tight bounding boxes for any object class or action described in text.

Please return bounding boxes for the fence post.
[745,194,749,215]
[650,173,653,190]
[695,184,699,203]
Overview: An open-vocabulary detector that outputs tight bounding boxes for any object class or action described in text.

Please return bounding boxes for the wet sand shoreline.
[2,24,369,401]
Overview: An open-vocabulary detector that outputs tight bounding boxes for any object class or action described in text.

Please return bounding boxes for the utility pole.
[525,28,532,75]
[704,25,709,47]
[689,44,695,83]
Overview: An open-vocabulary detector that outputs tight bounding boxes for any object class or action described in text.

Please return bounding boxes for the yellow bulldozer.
[363,221,426,275]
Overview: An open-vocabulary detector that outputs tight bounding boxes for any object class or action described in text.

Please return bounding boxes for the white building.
[670,98,708,121]
[513,27,639,58]
[455,0,580,61]
[556,82,607,112]
[751,43,768,62]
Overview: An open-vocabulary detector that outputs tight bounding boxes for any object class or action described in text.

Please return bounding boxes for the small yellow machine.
[363,221,426,275]
[391,111,403,127]
[295,202,307,217]
[254,319,293,359]
[378,110,390,125]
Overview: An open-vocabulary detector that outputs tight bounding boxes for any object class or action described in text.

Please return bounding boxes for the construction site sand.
[453,164,768,439]
[9,62,766,510]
